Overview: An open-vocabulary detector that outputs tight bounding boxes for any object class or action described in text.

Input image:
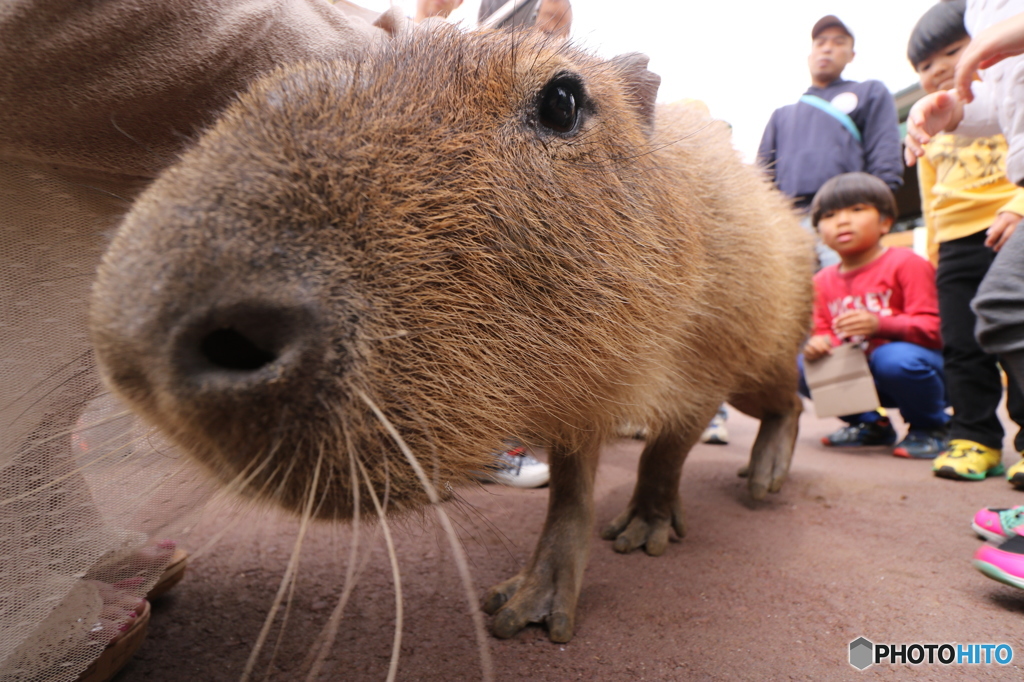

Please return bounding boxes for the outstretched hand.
[904,90,963,166]
[955,13,1024,103]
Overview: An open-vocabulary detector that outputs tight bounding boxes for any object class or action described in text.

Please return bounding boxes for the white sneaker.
[478,445,550,488]
[700,406,728,445]
[616,422,647,440]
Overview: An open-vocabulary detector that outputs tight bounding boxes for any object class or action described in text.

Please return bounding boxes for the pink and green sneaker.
[972,506,1024,543]
[974,534,1024,591]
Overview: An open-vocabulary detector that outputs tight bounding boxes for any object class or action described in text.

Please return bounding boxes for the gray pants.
[973,220,1024,389]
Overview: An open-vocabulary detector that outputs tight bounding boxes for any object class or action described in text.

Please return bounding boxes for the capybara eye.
[538,78,580,134]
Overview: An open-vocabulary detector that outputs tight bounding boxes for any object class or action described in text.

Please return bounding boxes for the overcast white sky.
[361,0,940,161]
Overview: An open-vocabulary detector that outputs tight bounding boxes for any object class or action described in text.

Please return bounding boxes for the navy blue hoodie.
[757,78,903,208]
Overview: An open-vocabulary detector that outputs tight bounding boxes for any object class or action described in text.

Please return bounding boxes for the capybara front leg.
[482,443,598,643]
[735,391,802,500]
[600,426,694,556]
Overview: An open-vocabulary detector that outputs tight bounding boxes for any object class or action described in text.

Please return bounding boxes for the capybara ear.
[609,53,661,133]
[373,5,412,36]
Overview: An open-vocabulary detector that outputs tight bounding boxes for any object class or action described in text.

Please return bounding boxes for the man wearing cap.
[758,15,903,267]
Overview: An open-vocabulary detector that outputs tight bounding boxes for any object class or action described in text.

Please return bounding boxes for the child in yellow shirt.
[909,0,1024,481]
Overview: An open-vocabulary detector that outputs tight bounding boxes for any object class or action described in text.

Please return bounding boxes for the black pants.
[938,231,1024,451]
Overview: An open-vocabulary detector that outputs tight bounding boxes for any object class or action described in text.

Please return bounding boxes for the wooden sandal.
[147,548,188,599]
[74,547,186,681]
[76,599,150,682]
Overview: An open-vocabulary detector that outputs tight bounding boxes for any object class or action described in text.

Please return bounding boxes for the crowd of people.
[764,1,1024,596]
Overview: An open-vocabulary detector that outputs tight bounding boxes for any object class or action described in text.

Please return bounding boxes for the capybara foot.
[736,464,749,478]
[488,580,574,642]
[745,408,800,500]
[600,500,685,556]
[485,560,582,642]
[746,450,790,501]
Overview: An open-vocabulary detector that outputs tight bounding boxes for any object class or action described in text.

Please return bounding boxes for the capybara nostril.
[171,302,325,392]
[200,328,277,371]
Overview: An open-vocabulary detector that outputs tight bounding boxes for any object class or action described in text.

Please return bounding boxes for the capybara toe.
[482,590,509,615]
[491,606,529,639]
[547,612,574,643]
[748,479,768,500]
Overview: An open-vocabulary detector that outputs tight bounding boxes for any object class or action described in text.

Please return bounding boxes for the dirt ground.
[117,406,1024,681]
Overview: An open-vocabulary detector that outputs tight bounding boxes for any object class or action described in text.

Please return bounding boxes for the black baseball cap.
[812,15,854,41]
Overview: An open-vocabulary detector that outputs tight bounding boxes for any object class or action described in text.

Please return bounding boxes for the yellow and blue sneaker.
[933,439,1004,481]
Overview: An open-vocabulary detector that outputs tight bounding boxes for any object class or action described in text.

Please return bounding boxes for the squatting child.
[801,172,950,458]
[909,0,1024,482]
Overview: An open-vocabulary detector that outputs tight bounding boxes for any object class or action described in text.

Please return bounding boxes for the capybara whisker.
[109,113,158,156]
[241,447,323,682]
[355,456,403,682]
[0,426,147,508]
[217,436,286,501]
[270,446,302,505]
[447,490,520,564]
[4,366,95,425]
[25,271,106,286]
[263,541,303,682]
[265,454,337,682]
[305,426,364,680]
[1,353,90,415]
[131,459,191,502]
[356,387,494,680]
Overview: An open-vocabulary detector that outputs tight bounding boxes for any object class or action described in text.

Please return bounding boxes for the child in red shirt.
[800,172,950,458]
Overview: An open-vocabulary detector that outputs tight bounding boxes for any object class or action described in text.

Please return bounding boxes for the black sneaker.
[821,418,897,447]
[893,425,950,459]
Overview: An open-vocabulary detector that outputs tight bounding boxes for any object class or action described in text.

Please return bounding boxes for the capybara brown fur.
[89,27,814,643]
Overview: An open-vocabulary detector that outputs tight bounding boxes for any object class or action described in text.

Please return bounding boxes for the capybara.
[89,27,814,643]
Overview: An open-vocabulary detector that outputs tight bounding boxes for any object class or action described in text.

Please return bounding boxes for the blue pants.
[798,342,949,430]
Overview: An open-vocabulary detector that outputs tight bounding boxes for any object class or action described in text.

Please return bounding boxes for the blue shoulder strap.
[799,94,863,144]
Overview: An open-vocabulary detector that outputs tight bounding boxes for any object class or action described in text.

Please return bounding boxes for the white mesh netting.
[0,158,213,681]
[0,3,395,678]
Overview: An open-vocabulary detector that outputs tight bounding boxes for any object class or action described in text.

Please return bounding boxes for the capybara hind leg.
[731,391,802,500]
[600,425,697,556]
[482,443,598,643]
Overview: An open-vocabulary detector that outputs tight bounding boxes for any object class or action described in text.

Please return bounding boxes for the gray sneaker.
[478,444,550,488]
[892,426,950,459]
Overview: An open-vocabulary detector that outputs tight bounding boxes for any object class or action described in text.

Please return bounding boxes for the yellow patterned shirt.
[918,133,1024,260]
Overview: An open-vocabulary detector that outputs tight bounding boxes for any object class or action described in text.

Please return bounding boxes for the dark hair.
[907,0,968,68]
[810,173,898,227]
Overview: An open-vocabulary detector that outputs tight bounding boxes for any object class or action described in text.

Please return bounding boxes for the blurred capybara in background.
[89,27,814,643]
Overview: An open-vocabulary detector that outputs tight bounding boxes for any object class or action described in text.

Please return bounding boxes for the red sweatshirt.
[812,247,942,353]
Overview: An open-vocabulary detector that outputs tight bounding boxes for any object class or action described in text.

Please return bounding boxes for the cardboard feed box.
[804,343,880,419]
